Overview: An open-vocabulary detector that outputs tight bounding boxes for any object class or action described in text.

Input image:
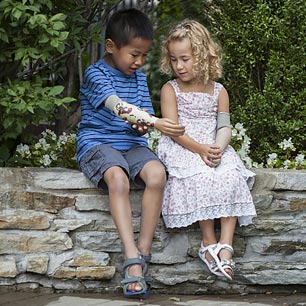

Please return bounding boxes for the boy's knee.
[146,168,167,189]
[104,167,130,192]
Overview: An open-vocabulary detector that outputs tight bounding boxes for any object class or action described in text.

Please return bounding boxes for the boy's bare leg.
[103,166,141,292]
[137,160,166,256]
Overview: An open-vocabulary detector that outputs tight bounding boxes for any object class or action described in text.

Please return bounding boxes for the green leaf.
[50,13,67,22]
[48,86,64,96]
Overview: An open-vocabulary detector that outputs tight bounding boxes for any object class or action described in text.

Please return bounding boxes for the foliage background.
[0,0,305,167]
[147,0,306,163]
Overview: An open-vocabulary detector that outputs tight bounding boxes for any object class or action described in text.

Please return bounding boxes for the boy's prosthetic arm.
[105,95,158,127]
[215,112,232,152]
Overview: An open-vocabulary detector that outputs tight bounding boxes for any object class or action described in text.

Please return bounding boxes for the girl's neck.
[176,78,214,94]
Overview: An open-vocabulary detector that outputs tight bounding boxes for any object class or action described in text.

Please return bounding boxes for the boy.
[76,8,184,297]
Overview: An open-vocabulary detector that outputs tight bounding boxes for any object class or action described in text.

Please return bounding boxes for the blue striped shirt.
[76,60,154,163]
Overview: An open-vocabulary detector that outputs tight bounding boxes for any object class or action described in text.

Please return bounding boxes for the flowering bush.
[8,129,77,169]
[266,138,305,170]
[145,128,161,154]
[8,124,306,170]
[146,123,306,170]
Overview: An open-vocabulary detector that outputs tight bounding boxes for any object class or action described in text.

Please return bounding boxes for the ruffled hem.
[163,203,257,228]
[168,163,255,182]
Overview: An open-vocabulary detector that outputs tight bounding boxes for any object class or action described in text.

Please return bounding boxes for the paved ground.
[1,291,306,306]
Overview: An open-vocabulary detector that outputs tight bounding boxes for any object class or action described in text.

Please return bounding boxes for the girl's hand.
[199,144,222,167]
[154,118,185,137]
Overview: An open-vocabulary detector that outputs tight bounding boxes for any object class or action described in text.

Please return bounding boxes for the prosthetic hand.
[105,95,185,137]
[105,95,157,126]
[210,112,232,167]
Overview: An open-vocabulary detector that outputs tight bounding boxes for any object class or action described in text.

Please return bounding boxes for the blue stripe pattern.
[76,60,154,162]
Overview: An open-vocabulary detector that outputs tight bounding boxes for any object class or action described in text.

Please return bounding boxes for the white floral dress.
[158,80,257,228]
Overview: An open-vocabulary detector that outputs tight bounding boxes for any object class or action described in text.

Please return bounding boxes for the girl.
[158,19,257,280]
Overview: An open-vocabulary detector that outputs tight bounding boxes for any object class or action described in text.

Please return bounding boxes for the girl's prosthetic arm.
[105,95,157,127]
[215,112,232,152]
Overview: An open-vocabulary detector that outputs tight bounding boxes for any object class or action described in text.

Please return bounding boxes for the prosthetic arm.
[105,95,158,127]
[215,112,232,152]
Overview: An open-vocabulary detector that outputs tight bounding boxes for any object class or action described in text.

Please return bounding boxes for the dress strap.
[213,82,223,98]
[168,79,180,94]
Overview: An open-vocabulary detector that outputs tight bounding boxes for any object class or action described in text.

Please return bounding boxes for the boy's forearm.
[105,95,157,126]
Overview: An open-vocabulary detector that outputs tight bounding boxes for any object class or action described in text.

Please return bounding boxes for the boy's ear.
[105,39,116,54]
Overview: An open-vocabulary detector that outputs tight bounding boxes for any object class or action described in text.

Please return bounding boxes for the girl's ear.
[105,39,116,54]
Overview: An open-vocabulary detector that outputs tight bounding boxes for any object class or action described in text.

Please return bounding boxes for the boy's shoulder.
[86,60,147,80]
[85,60,108,73]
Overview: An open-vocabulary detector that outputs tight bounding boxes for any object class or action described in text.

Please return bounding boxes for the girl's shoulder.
[213,81,225,97]
[165,79,180,93]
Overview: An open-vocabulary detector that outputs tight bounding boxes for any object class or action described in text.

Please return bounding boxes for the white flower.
[243,135,251,145]
[268,153,278,160]
[40,154,52,166]
[234,123,245,132]
[244,156,253,169]
[16,144,31,157]
[295,154,305,164]
[50,152,57,161]
[38,138,51,151]
[231,128,238,137]
[278,138,295,151]
[283,159,291,169]
[237,147,248,159]
[267,153,278,167]
[58,133,68,145]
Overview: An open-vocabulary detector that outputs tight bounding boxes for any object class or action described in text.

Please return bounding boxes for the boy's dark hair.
[105,8,153,48]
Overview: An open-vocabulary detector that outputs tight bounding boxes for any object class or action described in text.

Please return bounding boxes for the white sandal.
[210,243,235,280]
[198,243,223,277]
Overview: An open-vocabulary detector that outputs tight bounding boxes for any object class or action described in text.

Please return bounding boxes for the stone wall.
[0,167,306,295]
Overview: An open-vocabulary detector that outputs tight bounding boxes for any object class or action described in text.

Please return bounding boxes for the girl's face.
[168,37,196,83]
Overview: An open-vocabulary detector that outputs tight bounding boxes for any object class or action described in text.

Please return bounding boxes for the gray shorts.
[79,144,166,191]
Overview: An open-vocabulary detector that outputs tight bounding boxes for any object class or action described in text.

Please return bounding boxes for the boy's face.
[105,37,152,75]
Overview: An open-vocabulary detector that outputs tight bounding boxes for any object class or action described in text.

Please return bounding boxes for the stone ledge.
[0,167,306,295]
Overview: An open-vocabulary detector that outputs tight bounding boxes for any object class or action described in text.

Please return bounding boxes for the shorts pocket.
[79,149,105,180]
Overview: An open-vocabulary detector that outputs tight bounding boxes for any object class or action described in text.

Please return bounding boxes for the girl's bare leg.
[199,219,217,262]
[219,216,237,275]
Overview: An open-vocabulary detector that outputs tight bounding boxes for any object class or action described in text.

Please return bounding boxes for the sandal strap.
[199,243,217,255]
[122,276,147,296]
[221,259,235,268]
[140,253,153,284]
[140,253,152,263]
[217,243,234,254]
[123,257,145,269]
[121,275,145,285]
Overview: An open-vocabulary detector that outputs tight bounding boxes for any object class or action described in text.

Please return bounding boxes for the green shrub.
[147,0,306,165]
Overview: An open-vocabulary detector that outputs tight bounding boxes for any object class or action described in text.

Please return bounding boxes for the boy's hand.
[125,119,148,136]
[132,123,148,136]
[154,118,185,137]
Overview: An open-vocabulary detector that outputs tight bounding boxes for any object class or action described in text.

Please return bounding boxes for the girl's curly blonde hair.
[160,19,222,84]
